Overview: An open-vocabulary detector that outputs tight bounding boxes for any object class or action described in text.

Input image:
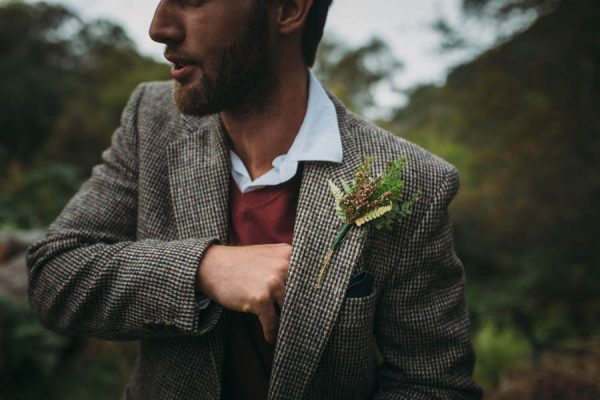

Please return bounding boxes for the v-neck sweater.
[222,163,303,400]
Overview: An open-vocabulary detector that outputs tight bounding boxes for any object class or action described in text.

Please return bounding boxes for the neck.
[221,66,309,181]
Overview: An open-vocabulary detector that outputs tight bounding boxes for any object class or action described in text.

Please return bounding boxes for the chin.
[172,82,195,115]
[172,80,217,117]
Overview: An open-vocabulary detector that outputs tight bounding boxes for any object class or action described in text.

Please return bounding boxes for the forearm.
[26,231,222,341]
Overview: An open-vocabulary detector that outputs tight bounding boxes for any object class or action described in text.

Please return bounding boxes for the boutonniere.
[312,156,421,288]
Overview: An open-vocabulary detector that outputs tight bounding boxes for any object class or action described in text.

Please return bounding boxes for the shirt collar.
[230,70,343,193]
[283,69,343,163]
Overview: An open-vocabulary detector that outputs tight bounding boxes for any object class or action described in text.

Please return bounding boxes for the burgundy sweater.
[221,164,303,400]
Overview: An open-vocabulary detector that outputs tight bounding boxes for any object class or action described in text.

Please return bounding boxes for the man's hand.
[196,243,292,344]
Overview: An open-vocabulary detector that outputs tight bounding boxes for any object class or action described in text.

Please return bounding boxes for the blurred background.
[0,0,598,398]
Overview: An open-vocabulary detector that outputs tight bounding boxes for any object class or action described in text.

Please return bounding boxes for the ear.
[275,0,314,35]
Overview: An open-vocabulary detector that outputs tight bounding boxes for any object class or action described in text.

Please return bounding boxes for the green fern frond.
[335,205,347,223]
[328,179,343,203]
[340,178,352,194]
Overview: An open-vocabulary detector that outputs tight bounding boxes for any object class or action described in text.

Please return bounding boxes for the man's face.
[149,0,278,116]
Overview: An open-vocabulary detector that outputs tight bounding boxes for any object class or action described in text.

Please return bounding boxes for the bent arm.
[373,167,483,399]
[26,84,221,341]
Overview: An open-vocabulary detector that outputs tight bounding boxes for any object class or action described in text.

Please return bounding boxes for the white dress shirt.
[230,70,343,193]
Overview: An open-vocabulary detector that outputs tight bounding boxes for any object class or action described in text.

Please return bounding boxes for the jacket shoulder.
[343,111,459,205]
[125,80,212,144]
[135,80,178,120]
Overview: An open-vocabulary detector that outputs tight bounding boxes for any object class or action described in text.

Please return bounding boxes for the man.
[26,0,483,399]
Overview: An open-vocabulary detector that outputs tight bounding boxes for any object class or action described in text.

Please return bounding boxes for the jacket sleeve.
[25,83,223,341]
[373,167,483,399]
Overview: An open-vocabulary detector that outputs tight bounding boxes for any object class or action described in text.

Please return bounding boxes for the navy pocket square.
[345,271,374,298]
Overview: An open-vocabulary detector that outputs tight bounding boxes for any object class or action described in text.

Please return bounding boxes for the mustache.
[164,46,202,65]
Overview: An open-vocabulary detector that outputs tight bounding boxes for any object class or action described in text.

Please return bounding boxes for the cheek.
[184,3,255,49]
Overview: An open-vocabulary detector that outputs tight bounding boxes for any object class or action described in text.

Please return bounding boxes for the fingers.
[213,243,292,345]
[257,303,280,344]
[273,284,285,318]
[281,261,289,282]
[273,287,285,310]
[252,275,285,343]
[265,242,293,255]
[266,244,289,316]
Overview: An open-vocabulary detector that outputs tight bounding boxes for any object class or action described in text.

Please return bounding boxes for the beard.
[171,5,278,117]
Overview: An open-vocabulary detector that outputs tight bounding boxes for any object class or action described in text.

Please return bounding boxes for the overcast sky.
[31,0,522,110]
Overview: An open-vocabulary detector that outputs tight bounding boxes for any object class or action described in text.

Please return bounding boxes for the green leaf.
[335,204,347,223]
[340,178,352,194]
[328,179,343,203]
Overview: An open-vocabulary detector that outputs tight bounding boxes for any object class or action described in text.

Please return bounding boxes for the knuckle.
[280,265,289,277]
[278,244,292,255]
[241,302,252,313]
[252,292,270,307]
[266,274,281,289]
[278,260,290,274]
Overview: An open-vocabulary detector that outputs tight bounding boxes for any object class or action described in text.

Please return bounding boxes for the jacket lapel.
[166,114,231,243]
[268,101,369,400]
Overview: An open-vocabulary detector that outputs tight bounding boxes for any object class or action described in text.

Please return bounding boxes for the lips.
[171,63,197,81]
[164,53,198,81]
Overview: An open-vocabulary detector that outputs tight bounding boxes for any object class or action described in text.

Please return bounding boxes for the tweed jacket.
[26,81,483,400]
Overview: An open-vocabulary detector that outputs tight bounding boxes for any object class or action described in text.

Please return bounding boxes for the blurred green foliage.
[1,0,599,398]
[0,0,169,231]
[474,322,532,389]
[386,0,600,391]
[0,162,82,229]
[314,36,402,117]
[0,295,137,399]
[0,294,69,390]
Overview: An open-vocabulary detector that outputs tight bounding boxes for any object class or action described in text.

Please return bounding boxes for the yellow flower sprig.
[312,156,420,288]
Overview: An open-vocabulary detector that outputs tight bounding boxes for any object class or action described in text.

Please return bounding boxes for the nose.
[149,0,184,45]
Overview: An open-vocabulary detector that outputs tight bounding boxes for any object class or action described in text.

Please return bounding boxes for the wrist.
[195,244,222,295]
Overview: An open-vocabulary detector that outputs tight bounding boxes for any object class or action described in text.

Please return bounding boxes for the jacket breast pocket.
[336,288,377,329]
[345,271,374,299]
[309,288,378,399]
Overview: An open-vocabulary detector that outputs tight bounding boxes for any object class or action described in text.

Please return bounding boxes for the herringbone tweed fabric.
[26,81,483,400]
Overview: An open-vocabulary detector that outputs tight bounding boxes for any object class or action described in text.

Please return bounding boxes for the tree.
[391,0,600,364]
[0,1,76,169]
[0,1,169,229]
[0,1,170,175]
[314,36,402,118]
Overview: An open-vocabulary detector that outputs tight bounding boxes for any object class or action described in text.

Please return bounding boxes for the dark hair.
[301,0,333,67]
[257,0,333,67]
